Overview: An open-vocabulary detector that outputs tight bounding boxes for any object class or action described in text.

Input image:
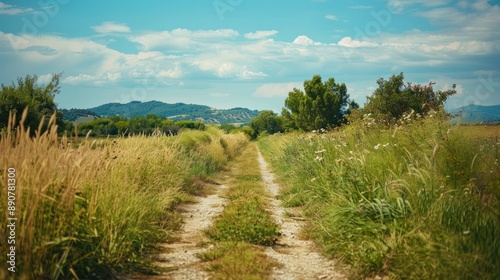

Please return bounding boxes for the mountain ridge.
[449,104,500,124]
[71,100,260,124]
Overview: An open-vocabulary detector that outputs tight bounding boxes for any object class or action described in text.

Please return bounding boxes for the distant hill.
[60,108,99,122]
[449,104,500,124]
[84,100,260,124]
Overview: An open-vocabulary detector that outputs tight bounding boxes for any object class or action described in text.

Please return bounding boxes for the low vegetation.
[0,110,248,279]
[259,112,500,279]
[201,143,280,279]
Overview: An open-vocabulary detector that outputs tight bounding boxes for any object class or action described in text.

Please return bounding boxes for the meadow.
[0,110,248,279]
[259,112,500,279]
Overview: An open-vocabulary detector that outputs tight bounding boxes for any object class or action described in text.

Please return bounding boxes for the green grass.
[202,143,280,279]
[259,114,500,279]
[199,242,278,280]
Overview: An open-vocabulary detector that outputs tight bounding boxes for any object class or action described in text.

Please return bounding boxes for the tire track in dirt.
[257,149,347,280]
[142,183,228,280]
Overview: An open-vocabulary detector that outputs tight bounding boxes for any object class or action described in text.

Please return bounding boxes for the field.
[0,112,248,279]
[259,114,500,279]
[1,109,499,279]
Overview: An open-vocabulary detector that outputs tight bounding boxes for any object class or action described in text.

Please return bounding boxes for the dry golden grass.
[0,110,248,279]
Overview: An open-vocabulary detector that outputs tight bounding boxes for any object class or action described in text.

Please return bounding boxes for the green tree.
[364,73,457,122]
[282,75,355,131]
[0,73,64,134]
[115,120,130,135]
[250,110,283,135]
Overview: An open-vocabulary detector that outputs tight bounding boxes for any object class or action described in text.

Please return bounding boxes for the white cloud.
[253,82,303,98]
[325,14,338,20]
[244,30,278,39]
[37,73,55,84]
[91,21,131,33]
[129,28,239,51]
[388,0,450,10]
[338,37,379,48]
[0,2,36,15]
[293,35,322,46]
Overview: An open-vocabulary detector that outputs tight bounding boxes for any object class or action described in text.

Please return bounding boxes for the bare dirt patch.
[257,149,347,280]
[147,183,228,280]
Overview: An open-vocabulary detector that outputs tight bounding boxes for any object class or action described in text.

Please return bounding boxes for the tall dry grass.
[0,109,248,279]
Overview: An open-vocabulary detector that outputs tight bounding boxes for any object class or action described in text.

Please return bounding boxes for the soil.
[127,183,228,280]
[130,148,346,279]
[257,149,346,280]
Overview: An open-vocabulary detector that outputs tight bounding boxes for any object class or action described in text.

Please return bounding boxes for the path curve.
[257,149,346,280]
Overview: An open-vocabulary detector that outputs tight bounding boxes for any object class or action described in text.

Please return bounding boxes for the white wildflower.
[315,156,324,162]
[374,144,381,150]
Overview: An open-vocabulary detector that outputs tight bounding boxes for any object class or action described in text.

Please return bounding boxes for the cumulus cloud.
[293,35,322,46]
[338,37,379,48]
[91,21,131,33]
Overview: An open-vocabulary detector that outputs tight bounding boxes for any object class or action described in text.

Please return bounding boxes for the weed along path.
[257,149,346,280]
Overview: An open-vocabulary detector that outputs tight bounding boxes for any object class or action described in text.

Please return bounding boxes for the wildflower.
[383,143,389,148]
[315,149,327,154]
[374,144,381,150]
[315,156,324,162]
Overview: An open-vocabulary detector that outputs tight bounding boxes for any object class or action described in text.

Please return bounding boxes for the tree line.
[0,72,456,138]
[249,73,456,136]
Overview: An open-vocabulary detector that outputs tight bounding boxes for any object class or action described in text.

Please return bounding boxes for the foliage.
[259,115,500,279]
[0,112,248,279]
[250,110,283,136]
[282,75,356,131]
[0,73,64,134]
[76,115,209,136]
[60,108,98,122]
[364,72,457,122]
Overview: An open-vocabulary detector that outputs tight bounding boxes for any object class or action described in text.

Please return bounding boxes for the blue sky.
[0,0,499,112]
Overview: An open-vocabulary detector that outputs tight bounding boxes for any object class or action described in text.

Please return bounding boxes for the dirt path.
[131,149,345,280]
[257,149,346,280]
[149,183,228,280]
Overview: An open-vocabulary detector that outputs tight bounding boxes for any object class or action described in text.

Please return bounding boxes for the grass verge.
[201,143,280,279]
[259,114,500,279]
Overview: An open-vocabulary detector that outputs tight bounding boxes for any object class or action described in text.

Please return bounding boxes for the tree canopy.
[250,110,283,135]
[282,75,356,131]
[0,73,64,134]
[364,73,457,122]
